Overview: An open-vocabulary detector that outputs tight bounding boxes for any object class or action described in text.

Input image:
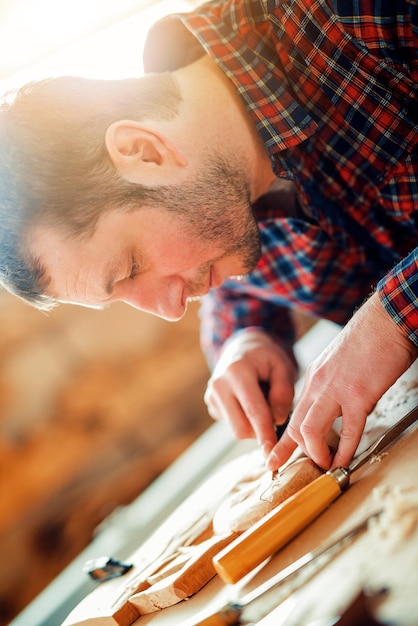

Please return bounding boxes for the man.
[0,0,417,473]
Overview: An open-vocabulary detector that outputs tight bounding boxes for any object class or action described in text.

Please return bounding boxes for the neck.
[173,54,276,202]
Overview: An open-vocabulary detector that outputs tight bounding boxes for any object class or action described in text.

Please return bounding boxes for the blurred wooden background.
[0,295,212,625]
[0,288,314,626]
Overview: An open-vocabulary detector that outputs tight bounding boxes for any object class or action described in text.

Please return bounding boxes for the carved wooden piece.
[61,450,322,625]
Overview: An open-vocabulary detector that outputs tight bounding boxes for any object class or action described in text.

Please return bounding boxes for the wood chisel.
[191,510,381,625]
[271,417,291,481]
[258,379,290,483]
[213,403,418,584]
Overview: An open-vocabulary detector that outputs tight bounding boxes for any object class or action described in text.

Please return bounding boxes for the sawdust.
[369,485,418,551]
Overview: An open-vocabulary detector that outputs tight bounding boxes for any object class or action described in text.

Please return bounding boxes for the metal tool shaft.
[349,404,418,473]
[240,509,380,606]
[193,511,381,625]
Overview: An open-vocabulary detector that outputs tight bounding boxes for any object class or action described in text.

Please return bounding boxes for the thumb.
[266,430,298,471]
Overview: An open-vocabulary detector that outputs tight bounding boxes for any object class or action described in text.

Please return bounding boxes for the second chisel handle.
[213,472,345,584]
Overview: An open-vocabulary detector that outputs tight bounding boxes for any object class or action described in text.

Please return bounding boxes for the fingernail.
[273,405,290,422]
[266,451,279,471]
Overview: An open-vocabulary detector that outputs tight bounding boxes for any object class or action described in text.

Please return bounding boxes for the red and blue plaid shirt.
[144,0,418,367]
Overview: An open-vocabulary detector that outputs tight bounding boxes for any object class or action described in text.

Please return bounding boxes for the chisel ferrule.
[328,467,350,491]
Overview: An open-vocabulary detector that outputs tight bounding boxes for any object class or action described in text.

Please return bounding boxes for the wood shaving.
[369,452,389,464]
[369,485,418,550]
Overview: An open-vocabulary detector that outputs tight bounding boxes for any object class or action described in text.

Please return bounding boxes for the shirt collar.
[143,5,317,154]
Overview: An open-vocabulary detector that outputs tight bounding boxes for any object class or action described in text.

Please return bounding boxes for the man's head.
[0,74,184,309]
[0,73,262,319]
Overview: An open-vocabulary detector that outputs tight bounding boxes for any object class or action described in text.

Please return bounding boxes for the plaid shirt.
[144,0,418,367]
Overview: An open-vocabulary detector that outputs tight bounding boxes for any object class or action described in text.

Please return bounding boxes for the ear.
[105,120,187,184]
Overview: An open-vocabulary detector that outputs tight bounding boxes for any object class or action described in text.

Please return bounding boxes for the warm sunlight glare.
[0,1,194,94]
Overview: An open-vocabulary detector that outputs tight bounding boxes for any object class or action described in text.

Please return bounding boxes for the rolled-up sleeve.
[199,283,296,370]
[377,248,418,347]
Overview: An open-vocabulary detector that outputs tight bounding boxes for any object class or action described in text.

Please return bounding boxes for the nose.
[120,276,187,321]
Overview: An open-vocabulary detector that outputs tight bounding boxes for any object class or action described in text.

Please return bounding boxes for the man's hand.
[204,329,297,457]
[267,292,418,472]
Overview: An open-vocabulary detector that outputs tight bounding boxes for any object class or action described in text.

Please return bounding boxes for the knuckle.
[300,420,320,437]
[242,399,261,419]
[339,423,358,440]
[205,376,225,400]
[203,388,215,409]
[286,421,302,442]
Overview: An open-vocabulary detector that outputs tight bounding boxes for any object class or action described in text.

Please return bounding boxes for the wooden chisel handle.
[213,470,349,584]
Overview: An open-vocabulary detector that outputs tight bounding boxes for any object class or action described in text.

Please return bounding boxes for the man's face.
[28,162,261,320]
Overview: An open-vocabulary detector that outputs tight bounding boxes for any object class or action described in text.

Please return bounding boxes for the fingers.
[268,373,295,426]
[330,410,367,469]
[204,330,297,457]
[289,398,339,469]
[268,396,368,471]
[266,429,297,470]
[204,383,256,439]
[205,373,278,453]
[238,377,280,454]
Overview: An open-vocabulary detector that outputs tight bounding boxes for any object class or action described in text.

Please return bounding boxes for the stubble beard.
[157,154,262,277]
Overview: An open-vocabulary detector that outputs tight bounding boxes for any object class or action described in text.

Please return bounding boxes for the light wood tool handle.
[213,472,343,584]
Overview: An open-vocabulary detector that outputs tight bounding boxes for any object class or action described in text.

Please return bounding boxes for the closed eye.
[129,258,139,279]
